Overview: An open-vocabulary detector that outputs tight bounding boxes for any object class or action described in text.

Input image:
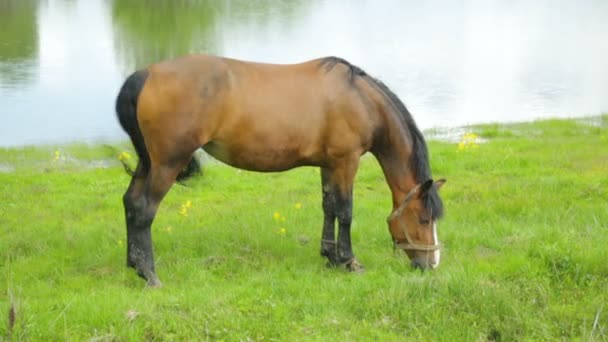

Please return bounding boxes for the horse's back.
[137,55,379,171]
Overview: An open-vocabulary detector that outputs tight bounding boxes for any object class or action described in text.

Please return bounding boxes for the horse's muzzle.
[411,257,439,270]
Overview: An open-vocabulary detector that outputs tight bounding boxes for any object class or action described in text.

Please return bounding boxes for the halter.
[386,184,442,252]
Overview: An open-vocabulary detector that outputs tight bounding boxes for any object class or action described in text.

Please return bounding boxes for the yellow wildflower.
[273,211,281,221]
[278,227,286,235]
[180,200,193,217]
[118,151,132,161]
[457,132,480,151]
[464,132,478,140]
[294,203,302,209]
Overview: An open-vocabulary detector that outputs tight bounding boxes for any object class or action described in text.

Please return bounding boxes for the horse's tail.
[115,70,200,182]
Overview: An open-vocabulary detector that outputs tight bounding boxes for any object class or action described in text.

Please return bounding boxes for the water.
[1,0,607,147]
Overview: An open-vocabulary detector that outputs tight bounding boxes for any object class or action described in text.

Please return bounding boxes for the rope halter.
[386,183,442,252]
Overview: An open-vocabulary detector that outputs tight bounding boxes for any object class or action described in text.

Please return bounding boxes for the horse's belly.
[202,140,318,172]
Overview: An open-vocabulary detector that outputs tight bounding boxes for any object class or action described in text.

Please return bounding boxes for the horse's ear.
[434,178,446,190]
[418,179,434,197]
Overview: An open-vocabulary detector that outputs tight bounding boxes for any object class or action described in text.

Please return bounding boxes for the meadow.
[1,116,607,340]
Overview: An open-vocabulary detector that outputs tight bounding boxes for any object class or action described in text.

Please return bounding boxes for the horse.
[115,54,446,287]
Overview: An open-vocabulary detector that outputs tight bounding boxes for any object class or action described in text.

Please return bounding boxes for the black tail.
[115,70,150,177]
[115,70,200,182]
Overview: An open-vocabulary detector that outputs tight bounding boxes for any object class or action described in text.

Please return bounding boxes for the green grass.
[1,116,607,340]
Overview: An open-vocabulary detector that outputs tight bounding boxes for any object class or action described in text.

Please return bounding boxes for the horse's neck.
[375,136,418,207]
[365,82,421,207]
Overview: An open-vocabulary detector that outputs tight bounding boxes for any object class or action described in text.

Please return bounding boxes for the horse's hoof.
[145,275,163,288]
[346,259,365,273]
[146,280,162,288]
[325,260,337,268]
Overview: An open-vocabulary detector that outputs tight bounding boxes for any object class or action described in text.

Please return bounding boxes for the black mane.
[319,57,444,219]
[319,56,367,82]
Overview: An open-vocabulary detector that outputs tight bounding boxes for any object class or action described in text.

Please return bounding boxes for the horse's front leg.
[335,192,364,272]
[320,158,364,272]
[320,168,338,266]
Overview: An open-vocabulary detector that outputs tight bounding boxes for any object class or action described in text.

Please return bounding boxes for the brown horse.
[116,55,445,287]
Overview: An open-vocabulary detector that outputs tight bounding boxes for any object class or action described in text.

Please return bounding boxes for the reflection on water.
[1,0,120,147]
[1,0,607,146]
[111,1,219,72]
[0,0,39,88]
[111,0,312,72]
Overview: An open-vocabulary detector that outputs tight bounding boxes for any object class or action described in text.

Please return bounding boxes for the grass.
[1,116,607,340]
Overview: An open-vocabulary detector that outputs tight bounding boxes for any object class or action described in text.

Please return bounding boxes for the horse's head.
[387,179,446,270]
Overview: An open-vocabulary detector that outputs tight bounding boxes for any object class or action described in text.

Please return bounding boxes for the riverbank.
[1,116,606,340]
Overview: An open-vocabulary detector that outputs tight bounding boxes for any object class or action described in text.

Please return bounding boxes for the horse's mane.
[319,57,444,219]
[319,56,367,82]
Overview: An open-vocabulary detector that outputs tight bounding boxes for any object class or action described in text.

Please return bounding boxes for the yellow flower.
[118,239,123,247]
[294,203,302,209]
[464,132,478,140]
[278,227,286,235]
[118,151,132,161]
[273,212,281,221]
[53,150,60,162]
[165,226,173,233]
[179,200,192,217]
[457,132,480,151]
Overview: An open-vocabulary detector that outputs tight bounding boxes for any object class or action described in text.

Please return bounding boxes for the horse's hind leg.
[125,160,188,287]
[123,162,147,270]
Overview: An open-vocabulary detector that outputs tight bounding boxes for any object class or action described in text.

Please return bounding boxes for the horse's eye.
[420,219,430,225]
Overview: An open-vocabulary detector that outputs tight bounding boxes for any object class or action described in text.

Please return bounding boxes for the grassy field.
[1,116,607,340]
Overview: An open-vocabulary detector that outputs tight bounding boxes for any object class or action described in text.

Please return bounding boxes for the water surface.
[1,0,607,146]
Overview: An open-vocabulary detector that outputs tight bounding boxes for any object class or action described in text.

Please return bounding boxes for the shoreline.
[1,113,605,154]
